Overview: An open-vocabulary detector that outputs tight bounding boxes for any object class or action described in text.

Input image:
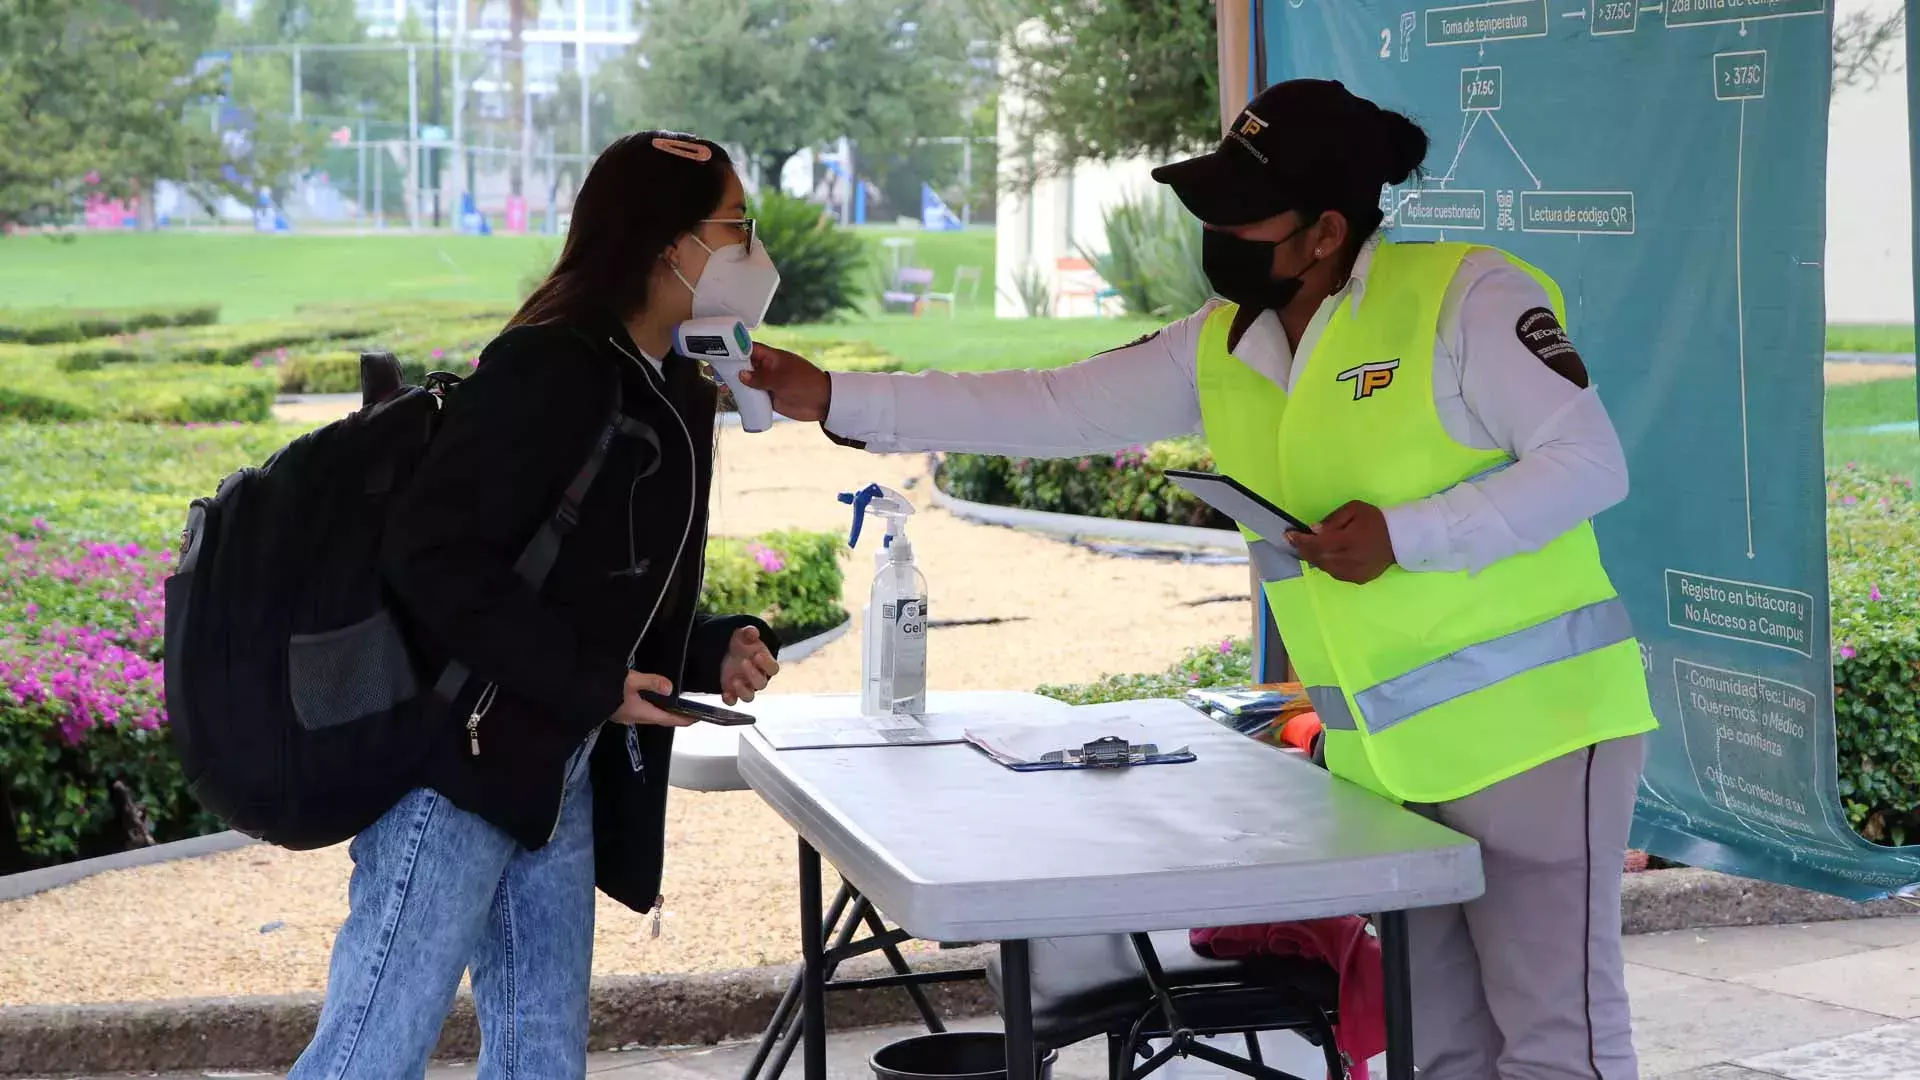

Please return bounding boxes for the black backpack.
[163,351,627,849]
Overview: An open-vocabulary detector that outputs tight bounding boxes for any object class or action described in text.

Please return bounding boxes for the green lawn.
[1827,376,1919,431]
[775,309,1160,373]
[0,228,1148,373]
[0,227,997,327]
[1827,375,1920,478]
[853,226,995,302]
[1828,324,1917,354]
[0,232,563,323]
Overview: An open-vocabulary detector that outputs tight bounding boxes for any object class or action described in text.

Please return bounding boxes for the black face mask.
[1201,222,1318,312]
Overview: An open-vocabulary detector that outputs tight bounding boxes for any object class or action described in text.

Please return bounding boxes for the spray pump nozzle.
[839,483,914,551]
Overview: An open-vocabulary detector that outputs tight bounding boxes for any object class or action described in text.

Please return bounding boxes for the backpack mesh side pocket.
[288,609,420,731]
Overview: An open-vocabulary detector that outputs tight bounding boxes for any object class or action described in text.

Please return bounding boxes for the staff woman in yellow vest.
[746,78,1660,1080]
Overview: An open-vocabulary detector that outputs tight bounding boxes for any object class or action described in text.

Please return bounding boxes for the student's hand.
[1287,501,1395,585]
[611,671,693,727]
[741,342,831,421]
[719,625,780,705]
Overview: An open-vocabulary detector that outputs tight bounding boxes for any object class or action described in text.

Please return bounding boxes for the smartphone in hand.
[637,690,757,726]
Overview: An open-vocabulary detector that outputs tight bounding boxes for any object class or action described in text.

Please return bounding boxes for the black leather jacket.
[381,314,774,912]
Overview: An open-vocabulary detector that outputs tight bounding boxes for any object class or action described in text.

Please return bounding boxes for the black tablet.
[1162,469,1314,538]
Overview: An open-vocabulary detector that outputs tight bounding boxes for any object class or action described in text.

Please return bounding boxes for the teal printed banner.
[1265,0,1920,899]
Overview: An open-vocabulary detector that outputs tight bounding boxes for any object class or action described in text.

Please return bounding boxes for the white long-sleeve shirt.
[823,235,1630,575]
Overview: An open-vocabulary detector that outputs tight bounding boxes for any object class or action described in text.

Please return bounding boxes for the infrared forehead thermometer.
[675,316,773,432]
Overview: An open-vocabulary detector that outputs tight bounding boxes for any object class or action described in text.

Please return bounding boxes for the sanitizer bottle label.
[884,597,928,706]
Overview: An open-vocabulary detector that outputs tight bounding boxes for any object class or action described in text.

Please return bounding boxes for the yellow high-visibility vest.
[1195,240,1658,803]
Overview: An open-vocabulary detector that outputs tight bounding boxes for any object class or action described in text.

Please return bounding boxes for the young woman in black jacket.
[289,132,784,1080]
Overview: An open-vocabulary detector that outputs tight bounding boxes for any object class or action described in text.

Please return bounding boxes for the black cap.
[1152,79,1394,227]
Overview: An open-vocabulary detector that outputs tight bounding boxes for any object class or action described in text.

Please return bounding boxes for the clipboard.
[962,730,1197,773]
[1163,469,1313,540]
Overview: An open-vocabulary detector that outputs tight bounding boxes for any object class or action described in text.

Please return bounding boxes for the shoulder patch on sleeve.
[1515,307,1590,388]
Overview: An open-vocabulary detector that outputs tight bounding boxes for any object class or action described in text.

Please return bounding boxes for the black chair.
[987,931,1347,1080]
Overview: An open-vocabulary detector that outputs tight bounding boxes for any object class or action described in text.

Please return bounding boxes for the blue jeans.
[290,735,600,1080]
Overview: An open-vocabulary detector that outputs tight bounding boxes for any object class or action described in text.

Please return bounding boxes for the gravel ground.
[0,422,1248,1007]
[1824,360,1916,385]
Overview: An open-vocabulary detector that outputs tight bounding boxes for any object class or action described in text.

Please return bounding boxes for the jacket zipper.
[540,338,700,843]
[460,340,701,847]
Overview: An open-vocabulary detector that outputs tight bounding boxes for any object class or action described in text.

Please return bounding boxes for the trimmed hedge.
[0,422,295,546]
[56,319,382,371]
[0,304,219,346]
[0,348,275,424]
[0,421,848,868]
[0,302,906,418]
[938,437,1232,529]
[277,316,502,394]
[754,332,906,374]
[1039,636,1253,705]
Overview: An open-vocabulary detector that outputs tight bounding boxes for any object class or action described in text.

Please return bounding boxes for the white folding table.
[738,698,1485,1080]
[671,691,1078,1080]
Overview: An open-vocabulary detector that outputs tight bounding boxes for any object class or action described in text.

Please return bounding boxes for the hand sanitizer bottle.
[840,484,928,716]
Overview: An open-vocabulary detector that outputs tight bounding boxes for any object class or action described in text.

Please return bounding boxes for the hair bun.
[1375,108,1429,185]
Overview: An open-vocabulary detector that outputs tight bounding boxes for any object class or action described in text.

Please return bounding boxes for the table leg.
[744,884,853,1080]
[1377,910,1414,1080]
[1000,940,1038,1080]
[859,904,947,1033]
[800,839,827,1080]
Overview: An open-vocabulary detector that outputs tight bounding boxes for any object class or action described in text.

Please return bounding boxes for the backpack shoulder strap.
[432,360,630,704]
[511,369,624,586]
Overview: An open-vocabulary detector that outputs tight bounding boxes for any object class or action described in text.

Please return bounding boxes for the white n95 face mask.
[676,231,781,329]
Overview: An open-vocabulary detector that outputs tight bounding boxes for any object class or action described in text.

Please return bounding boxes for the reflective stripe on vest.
[1307,685,1357,731]
[1352,597,1635,734]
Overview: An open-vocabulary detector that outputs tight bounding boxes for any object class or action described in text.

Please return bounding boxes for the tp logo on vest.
[1336,359,1400,401]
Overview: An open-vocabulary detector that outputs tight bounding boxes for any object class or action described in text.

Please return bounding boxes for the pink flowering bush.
[0,533,217,867]
[701,530,846,643]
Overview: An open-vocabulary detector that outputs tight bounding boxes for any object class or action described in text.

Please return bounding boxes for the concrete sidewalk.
[47,918,1920,1080]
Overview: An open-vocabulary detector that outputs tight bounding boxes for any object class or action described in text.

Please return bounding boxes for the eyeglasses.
[700,217,756,253]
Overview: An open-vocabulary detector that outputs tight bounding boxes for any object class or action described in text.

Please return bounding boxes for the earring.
[1314,247,1324,258]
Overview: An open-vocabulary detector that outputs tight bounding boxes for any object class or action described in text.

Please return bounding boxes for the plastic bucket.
[869,1032,1057,1080]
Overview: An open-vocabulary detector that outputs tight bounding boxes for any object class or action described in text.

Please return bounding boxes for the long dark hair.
[509,131,733,329]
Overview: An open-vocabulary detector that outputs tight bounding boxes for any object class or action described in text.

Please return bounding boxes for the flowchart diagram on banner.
[1381,1,1820,563]
[1352,0,1867,862]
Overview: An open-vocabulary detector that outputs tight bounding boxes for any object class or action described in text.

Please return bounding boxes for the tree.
[611,0,975,184]
[989,0,1216,186]
[535,69,622,159]
[220,0,413,125]
[125,0,223,51]
[985,0,1910,182]
[0,0,306,230]
[1832,4,1905,93]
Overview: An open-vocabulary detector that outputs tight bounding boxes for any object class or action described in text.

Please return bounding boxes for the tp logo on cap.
[1236,112,1269,138]
[1336,359,1400,400]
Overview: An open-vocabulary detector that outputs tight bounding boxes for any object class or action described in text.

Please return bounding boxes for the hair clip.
[652,137,712,162]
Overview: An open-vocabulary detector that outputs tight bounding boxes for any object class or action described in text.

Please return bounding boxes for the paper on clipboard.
[963,719,1187,768]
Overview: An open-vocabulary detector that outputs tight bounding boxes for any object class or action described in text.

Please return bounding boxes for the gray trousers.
[1408,734,1648,1080]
